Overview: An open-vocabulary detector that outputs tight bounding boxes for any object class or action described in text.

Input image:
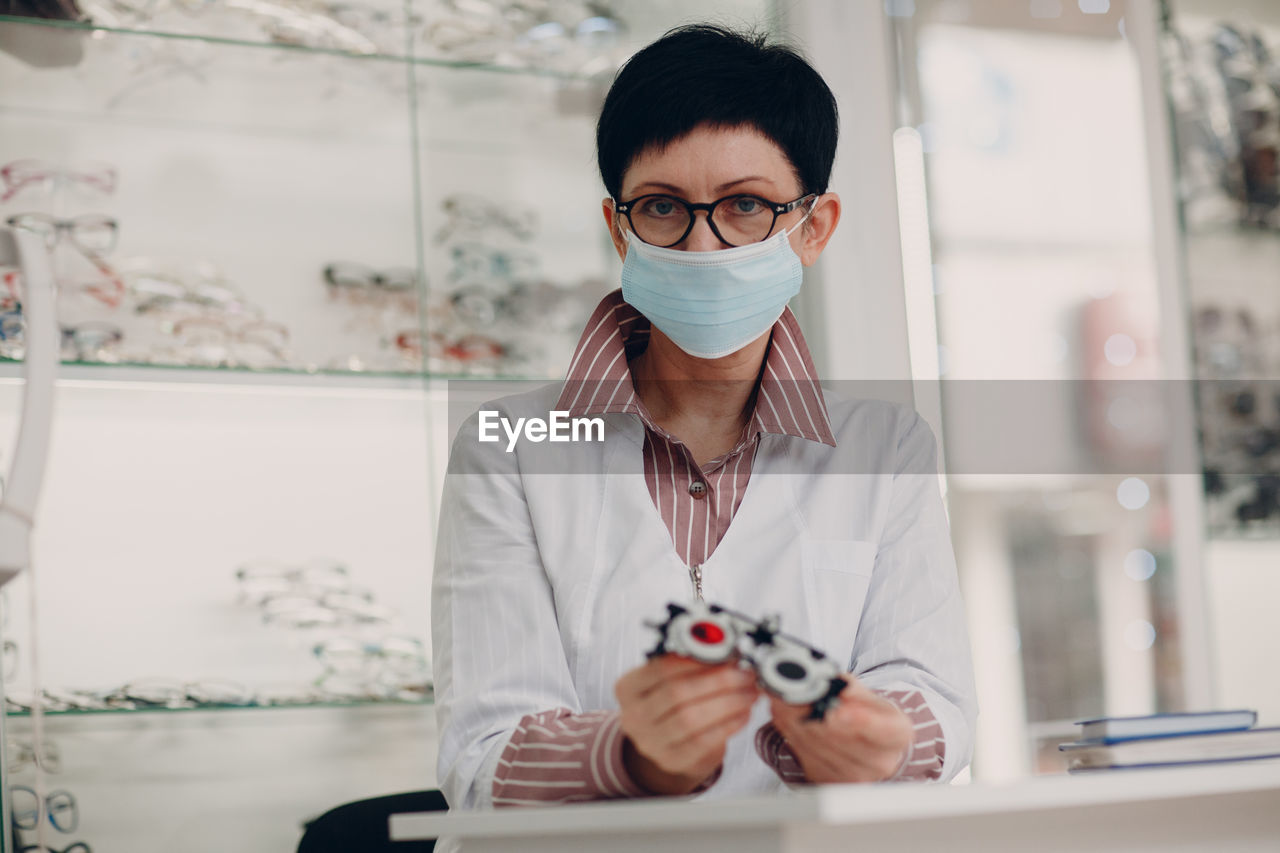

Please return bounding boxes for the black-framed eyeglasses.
[614,192,817,248]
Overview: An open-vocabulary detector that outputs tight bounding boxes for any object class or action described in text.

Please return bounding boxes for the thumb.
[769,694,811,726]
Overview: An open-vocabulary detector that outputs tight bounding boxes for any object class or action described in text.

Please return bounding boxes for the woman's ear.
[797,192,841,266]
[602,198,628,262]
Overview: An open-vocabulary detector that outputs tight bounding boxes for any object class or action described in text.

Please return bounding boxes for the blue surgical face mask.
[619,206,813,360]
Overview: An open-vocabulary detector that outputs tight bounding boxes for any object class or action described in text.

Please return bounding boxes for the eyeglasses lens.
[629,195,776,247]
[8,215,59,250]
[47,789,79,833]
[70,218,118,254]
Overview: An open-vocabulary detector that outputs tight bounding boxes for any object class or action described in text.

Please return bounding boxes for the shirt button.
[689,481,707,499]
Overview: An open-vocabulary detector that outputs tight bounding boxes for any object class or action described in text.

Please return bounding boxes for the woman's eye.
[730,197,763,214]
[640,198,678,217]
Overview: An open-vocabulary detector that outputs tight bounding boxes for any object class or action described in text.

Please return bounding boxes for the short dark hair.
[596,24,839,201]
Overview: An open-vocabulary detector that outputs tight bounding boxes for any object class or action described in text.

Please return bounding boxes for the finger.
[636,694,758,774]
[635,665,757,721]
[768,694,811,723]
[769,700,823,748]
[775,724,846,781]
[669,703,757,763]
[807,738,906,783]
[826,692,912,748]
[770,696,855,752]
[622,655,734,698]
[770,702,828,746]
[837,679,887,710]
[656,708,754,777]
[768,710,881,783]
[616,655,720,701]
[768,693,846,738]
[651,685,761,743]
[778,704,911,780]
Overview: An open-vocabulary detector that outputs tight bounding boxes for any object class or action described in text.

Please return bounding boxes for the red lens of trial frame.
[690,622,725,644]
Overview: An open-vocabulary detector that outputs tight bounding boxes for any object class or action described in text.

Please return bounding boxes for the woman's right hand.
[614,654,761,795]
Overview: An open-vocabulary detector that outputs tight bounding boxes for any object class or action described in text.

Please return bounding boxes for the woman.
[432,24,976,813]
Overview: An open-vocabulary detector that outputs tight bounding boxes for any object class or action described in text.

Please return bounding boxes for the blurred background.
[0,0,1277,850]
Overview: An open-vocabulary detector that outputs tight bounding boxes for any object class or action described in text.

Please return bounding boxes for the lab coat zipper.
[689,563,704,600]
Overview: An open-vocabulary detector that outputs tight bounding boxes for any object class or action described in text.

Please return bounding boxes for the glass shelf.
[1183,222,1280,239]
[0,357,567,387]
[0,698,436,853]
[3,0,775,78]
[4,695,431,718]
[0,13,609,80]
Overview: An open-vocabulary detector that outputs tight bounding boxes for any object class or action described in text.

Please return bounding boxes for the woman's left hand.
[767,677,914,783]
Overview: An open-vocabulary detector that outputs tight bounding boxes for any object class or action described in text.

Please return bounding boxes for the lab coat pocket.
[801,539,877,670]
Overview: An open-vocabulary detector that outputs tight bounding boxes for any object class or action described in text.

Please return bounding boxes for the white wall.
[783,0,914,383]
[1203,541,1280,726]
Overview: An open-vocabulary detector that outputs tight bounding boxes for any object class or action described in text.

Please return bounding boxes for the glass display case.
[0,2,777,851]
[1156,0,1280,538]
[1151,0,1280,740]
[0,4,617,382]
[885,0,1198,780]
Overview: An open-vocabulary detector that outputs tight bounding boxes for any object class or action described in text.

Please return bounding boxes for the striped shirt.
[491,290,944,806]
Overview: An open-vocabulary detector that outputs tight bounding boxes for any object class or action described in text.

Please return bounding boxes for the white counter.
[390,760,1280,852]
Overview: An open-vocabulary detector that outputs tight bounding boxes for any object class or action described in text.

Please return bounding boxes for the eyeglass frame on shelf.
[95,677,256,710]
[60,322,124,361]
[3,213,118,255]
[4,213,126,306]
[15,841,91,853]
[322,262,418,293]
[313,635,427,675]
[6,737,61,774]
[613,192,817,248]
[434,194,538,244]
[9,785,79,834]
[0,160,117,202]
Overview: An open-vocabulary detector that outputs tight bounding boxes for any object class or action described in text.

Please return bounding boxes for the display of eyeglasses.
[1159,0,1280,538]
[0,3,778,852]
[884,0,1197,782]
[0,2,776,384]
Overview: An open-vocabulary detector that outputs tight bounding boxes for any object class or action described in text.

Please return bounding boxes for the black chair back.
[297,789,448,852]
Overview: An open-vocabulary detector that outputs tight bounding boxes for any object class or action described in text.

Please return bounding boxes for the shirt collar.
[554,290,836,447]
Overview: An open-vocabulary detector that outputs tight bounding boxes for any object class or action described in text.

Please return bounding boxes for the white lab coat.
[432,381,977,817]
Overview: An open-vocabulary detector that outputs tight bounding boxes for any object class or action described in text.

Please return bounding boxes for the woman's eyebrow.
[628,181,687,195]
[714,176,773,192]
[626,176,777,197]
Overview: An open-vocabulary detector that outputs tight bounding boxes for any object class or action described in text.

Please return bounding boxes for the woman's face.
[603,123,840,264]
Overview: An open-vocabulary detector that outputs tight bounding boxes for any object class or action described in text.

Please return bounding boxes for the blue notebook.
[1073,709,1257,744]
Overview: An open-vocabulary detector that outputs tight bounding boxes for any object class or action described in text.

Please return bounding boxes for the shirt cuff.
[876,688,946,782]
[754,721,811,786]
[492,708,720,806]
